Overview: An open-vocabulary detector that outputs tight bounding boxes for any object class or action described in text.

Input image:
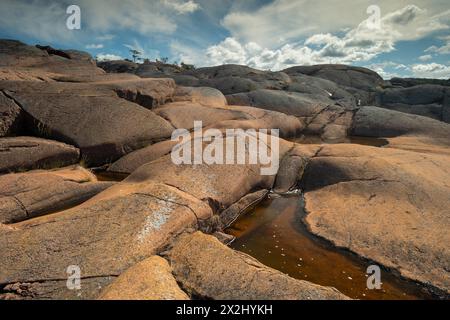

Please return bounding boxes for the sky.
[0,0,449,79]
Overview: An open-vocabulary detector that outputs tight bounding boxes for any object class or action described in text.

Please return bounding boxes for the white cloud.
[419,54,433,61]
[195,4,450,72]
[0,0,202,43]
[203,5,447,71]
[222,0,450,48]
[95,53,123,61]
[86,43,104,49]
[81,0,178,35]
[365,62,409,79]
[0,0,77,43]
[425,41,450,55]
[163,0,200,15]
[170,40,204,65]
[206,37,248,65]
[96,34,115,41]
[411,63,450,78]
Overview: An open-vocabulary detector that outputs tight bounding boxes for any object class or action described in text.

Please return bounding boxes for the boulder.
[0,91,23,136]
[108,139,177,174]
[167,75,200,87]
[125,134,293,208]
[0,39,104,80]
[1,81,174,166]
[376,85,449,123]
[226,90,353,139]
[136,62,182,77]
[99,78,176,109]
[154,102,248,130]
[286,73,355,103]
[109,104,302,175]
[0,40,48,66]
[187,64,290,82]
[211,105,304,138]
[219,189,268,228]
[183,65,291,94]
[0,166,113,224]
[381,103,443,121]
[0,136,80,173]
[283,64,384,92]
[352,106,450,143]
[226,89,332,118]
[109,110,300,175]
[166,232,349,300]
[300,144,450,294]
[0,181,212,299]
[173,86,227,108]
[378,85,446,106]
[273,153,307,193]
[444,90,450,123]
[385,136,450,155]
[97,60,138,74]
[390,78,450,88]
[98,256,189,300]
[198,77,262,95]
[50,72,141,83]
[96,60,200,86]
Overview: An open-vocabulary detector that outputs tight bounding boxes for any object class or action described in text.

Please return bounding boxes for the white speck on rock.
[136,197,176,244]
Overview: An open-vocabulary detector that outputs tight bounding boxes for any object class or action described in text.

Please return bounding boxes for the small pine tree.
[129,49,142,63]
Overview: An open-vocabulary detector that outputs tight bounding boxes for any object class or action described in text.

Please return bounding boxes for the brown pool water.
[226,195,435,300]
[94,171,129,182]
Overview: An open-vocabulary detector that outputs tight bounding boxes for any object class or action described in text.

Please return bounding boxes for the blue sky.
[0,0,449,78]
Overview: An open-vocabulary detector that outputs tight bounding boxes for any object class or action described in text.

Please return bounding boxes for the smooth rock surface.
[98,256,189,300]
[0,166,113,224]
[1,81,174,166]
[0,136,80,173]
[300,144,450,294]
[0,181,212,299]
[166,232,350,300]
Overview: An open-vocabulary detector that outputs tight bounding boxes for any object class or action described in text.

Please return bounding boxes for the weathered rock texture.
[0,166,113,224]
[0,136,80,173]
[0,181,212,299]
[300,144,450,294]
[0,80,175,166]
[1,38,450,301]
[0,91,23,137]
[166,232,349,300]
[98,256,189,300]
[0,40,104,81]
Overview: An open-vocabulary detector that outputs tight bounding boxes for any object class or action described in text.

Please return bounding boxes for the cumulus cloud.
[222,0,450,47]
[205,38,314,70]
[96,34,115,41]
[411,63,450,78]
[170,40,206,65]
[365,62,409,79]
[163,0,200,15]
[425,36,450,55]
[204,5,449,71]
[419,54,433,61]
[425,45,450,54]
[95,53,123,61]
[86,43,104,49]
